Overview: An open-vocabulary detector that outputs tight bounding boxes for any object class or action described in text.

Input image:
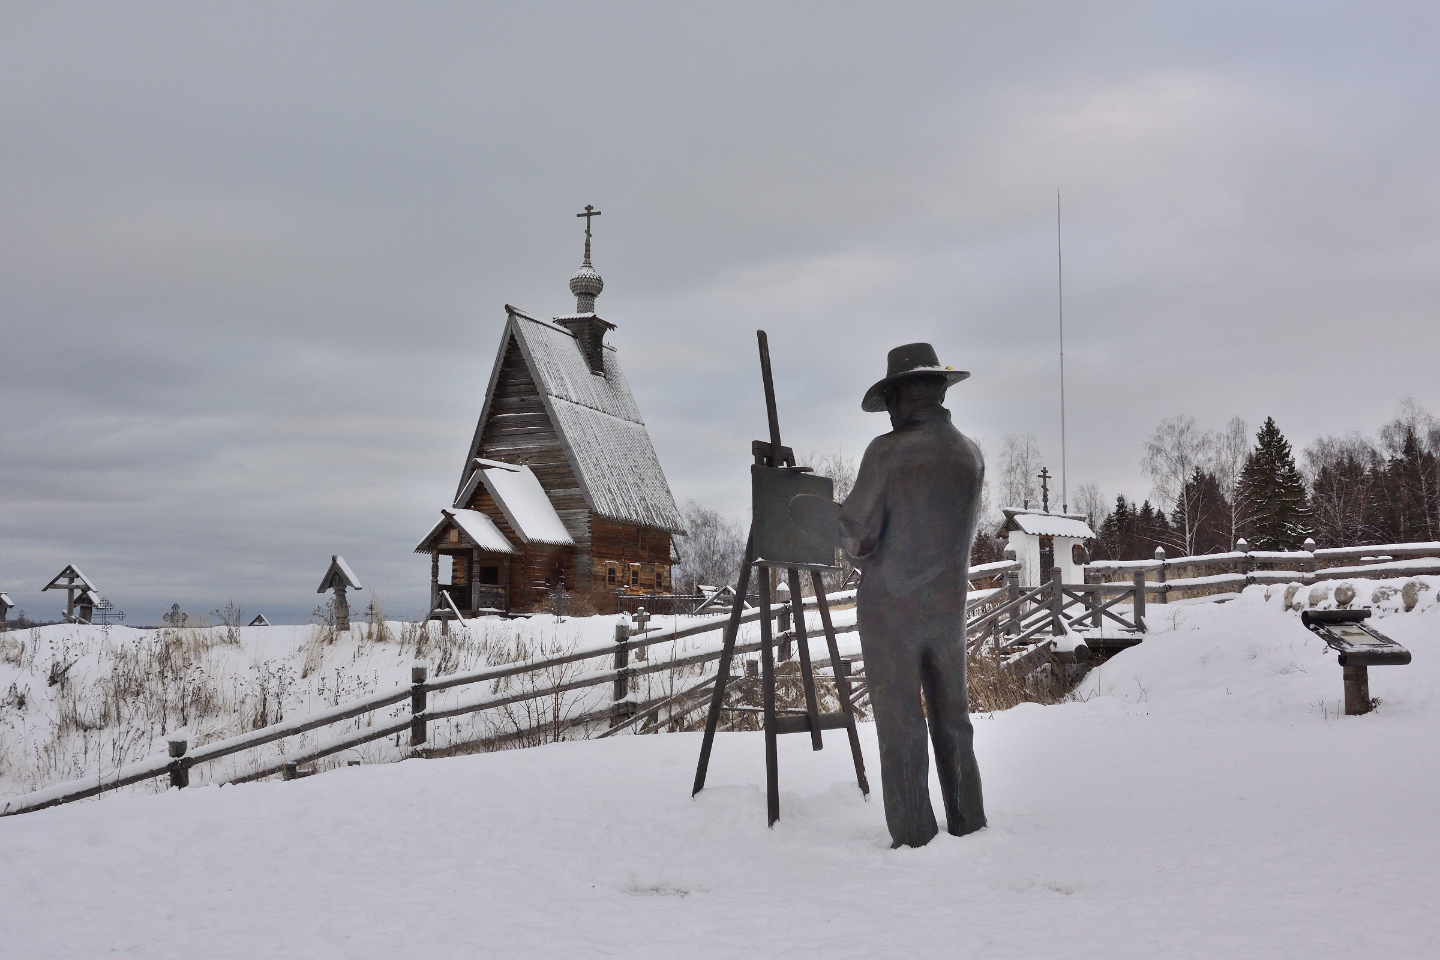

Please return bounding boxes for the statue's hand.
[789,494,841,545]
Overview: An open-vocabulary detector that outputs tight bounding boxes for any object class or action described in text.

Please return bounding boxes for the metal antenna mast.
[1057,189,1068,514]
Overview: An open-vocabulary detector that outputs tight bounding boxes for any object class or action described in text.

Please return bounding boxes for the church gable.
[465,331,590,544]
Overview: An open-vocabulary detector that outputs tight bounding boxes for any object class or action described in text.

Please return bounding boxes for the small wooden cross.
[550,581,570,622]
[1038,467,1052,513]
[163,604,188,627]
[633,606,651,635]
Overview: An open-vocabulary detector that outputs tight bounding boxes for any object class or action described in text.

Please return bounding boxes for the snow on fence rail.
[1085,540,1440,602]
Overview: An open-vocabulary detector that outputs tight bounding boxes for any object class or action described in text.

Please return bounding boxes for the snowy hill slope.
[2,585,1437,958]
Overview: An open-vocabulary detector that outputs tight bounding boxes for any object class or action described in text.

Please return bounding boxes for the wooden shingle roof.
[457,306,685,535]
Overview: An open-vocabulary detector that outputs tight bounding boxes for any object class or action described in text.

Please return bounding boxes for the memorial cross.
[549,581,570,622]
[163,604,188,627]
[94,598,125,626]
[1038,467,1052,513]
[633,606,651,636]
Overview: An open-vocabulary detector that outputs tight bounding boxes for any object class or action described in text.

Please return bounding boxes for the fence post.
[1236,537,1251,582]
[1302,538,1316,581]
[1005,563,1021,637]
[1133,571,1147,632]
[410,664,428,748]
[1154,546,1168,604]
[167,734,189,789]
[1049,567,1065,636]
[611,621,633,727]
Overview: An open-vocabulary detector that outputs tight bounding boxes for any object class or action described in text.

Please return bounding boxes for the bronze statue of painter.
[794,342,986,847]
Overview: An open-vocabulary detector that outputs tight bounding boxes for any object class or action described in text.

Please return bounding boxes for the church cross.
[577,204,602,234]
[1038,467,1052,513]
[576,205,601,263]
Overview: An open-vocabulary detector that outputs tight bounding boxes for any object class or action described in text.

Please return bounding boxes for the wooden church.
[415,208,685,616]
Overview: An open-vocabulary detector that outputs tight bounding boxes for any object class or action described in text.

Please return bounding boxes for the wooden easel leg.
[759,570,780,826]
[692,531,756,797]
[787,568,824,751]
[812,571,870,796]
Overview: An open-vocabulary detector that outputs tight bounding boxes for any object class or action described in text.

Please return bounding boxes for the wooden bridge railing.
[967,567,1148,668]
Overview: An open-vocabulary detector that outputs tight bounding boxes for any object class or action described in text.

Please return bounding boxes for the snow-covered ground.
[2,582,1438,958]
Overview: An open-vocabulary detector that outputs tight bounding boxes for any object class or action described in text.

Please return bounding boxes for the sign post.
[1301,609,1411,715]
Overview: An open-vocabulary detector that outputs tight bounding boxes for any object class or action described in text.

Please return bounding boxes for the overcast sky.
[3,2,1438,624]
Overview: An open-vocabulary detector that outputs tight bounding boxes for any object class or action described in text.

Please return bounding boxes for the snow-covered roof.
[1001,508,1095,539]
[450,507,520,554]
[414,507,519,555]
[317,555,363,593]
[248,614,271,627]
[476,459,575,546]
[42,564,96,592]
[457,308,684,535]
[0,592,13,610]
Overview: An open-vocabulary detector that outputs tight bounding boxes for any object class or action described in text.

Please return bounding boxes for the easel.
[692,331,869,825]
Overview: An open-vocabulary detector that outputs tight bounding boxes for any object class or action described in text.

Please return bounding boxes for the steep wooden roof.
[457,306,685,535]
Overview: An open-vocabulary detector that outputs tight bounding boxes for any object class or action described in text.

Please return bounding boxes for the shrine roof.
[317,555,364,593]
[1000,508,1095,539]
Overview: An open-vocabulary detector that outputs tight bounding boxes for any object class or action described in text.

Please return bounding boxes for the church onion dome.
[569,262,604,311]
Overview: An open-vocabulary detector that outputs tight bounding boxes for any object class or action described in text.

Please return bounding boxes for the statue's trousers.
[857,564,986,847]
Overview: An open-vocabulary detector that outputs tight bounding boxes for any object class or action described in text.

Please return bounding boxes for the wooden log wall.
[590,517,673,612]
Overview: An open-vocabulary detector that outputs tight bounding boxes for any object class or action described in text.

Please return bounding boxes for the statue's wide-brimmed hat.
[861,342,970,412]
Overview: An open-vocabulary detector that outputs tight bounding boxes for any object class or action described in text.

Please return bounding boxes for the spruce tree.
[1170,468,1231,554]
[1098,495,1133,560]
[1238,417,1311,549]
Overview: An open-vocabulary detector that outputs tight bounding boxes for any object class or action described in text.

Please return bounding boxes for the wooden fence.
[0,584,882,817]
[1086,539,1440,602]
[5,556,1147,818]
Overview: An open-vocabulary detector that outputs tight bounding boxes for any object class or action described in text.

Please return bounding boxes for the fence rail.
[1085,539,1440,602]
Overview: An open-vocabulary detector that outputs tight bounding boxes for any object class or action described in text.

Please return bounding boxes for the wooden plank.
[229,718,412,784]
[786,568,824,750]
[692,531,756,795]
[772,711,853,735]
[185,688,412,766]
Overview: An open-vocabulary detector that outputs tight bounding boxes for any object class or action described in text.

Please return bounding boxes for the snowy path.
[3,590,1438,958]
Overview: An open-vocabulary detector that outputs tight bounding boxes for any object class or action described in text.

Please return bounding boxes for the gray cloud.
[3,2,1438,622]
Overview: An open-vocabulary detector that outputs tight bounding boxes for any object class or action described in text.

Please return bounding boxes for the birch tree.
[1141,414,1215,555]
